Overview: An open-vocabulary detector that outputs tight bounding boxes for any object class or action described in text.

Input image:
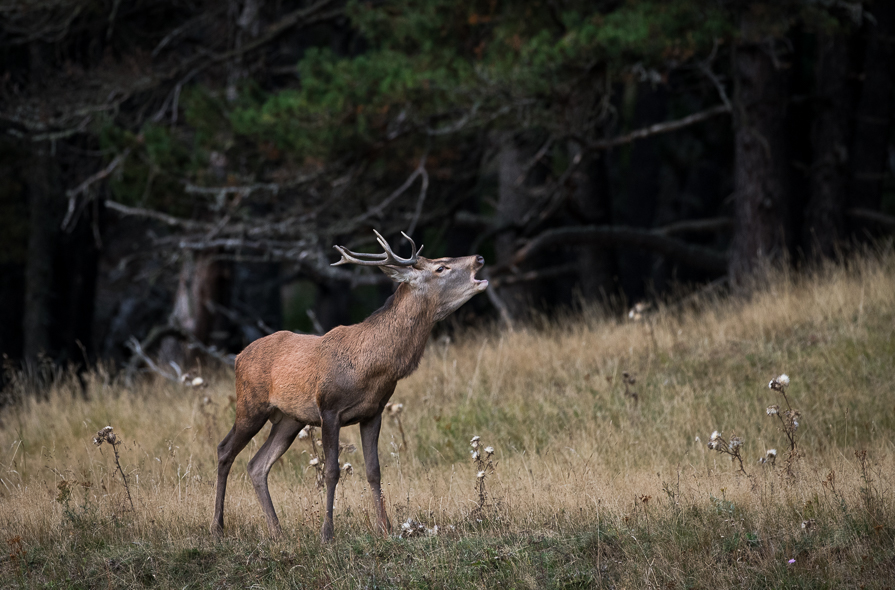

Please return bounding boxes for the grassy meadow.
[2,253,895,588]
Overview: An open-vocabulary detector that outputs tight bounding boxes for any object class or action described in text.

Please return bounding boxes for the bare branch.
[126,337,180,383]
[62,149,131,230]
[105,200,214,231]
[847,208,895,231]
[656,217,734,236]
[350,154,428,227]
[520,149,584,231]
[515,135,555,187]
[426,102,480,136]
[504,224,728,274]
[698,38,732,111]
[700,64,732,112]
[207,0,342,65]
[490,263,579,287]
[205,301,276,336]
[184,182,280,197]
[406,164,429,237]
[581,104,731,152]
[482,269,514,331]
[306,309,325,335]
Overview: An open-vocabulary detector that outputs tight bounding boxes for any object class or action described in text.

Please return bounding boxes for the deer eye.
[435,266,446,273]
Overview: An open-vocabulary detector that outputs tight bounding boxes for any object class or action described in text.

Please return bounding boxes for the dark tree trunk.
[22,143,62,360]
[729,28,791,282]
[159,251,222,368]
[805,31,857,259]
[569,144,616,301]
[22,42,63,361]
[847,1,895,235]
[54,206,100,364]
[494,131,535,318]
[616,82,666,302]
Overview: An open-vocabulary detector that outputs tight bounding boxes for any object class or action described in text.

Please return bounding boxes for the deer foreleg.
[247,416,303,538]
[360,413,391,535]
[320,411,341,543]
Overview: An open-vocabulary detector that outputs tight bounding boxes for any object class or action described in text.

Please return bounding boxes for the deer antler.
[331,230,423,267]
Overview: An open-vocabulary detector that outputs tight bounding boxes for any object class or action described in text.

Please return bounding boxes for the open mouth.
[472,271,489,290]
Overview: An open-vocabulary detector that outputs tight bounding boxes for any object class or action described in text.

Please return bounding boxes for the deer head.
[332,230,488,321]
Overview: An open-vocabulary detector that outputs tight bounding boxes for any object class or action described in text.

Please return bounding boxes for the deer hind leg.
[320,411,342,543]
[211,411,269,536]
[360,413,391,535]
[247,414,303,538]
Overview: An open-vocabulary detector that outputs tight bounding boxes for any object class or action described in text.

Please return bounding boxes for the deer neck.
[362,283,436,380]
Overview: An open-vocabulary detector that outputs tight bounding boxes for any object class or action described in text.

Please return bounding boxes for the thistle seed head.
[93,426,117,446]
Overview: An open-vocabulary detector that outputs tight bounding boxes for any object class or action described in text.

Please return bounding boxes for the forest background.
[1,0,894,381]
[2,2,895,587]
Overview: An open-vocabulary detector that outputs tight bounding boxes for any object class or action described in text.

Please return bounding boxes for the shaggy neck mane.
[357,283,436,380]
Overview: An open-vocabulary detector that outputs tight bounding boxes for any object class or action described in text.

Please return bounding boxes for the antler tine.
[331,230,424,267]
[331,245,385,266]
[373,230,423,266]
[403,231,425,258]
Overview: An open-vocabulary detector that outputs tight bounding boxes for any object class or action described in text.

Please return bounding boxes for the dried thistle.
[92,426,135,512]
[385,402,408,449]
[766,373,802,477]
[470,435,496,517]
[706,430,749,476]
[301,426,325,489]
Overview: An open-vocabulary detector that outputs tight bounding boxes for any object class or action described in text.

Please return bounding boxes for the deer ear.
[379,264,420,284]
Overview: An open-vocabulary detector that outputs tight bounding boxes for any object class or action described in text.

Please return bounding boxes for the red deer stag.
[212,230,488,542]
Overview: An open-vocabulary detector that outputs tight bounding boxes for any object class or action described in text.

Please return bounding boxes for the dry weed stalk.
[706,430,748,476]
[384,402,407,449]
[766,374,802,477]
[92,426,135,512]
[470,435,496,518]
[299,425,325,489]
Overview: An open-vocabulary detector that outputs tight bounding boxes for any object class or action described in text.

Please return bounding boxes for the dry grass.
[2,252,895,588]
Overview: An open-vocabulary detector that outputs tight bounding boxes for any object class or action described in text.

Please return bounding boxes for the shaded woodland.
[1,0,894,379]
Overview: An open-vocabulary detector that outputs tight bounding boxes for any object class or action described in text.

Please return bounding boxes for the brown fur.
[211,253,488,541]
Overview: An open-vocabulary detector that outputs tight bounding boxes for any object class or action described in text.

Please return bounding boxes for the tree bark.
[616,82,667,301]
[159,250,222,368]
[22,42,63,361]
[568,143,616,301]
[847,1,895,235]
[729,27,791,283]
[22,142,62,360]
[494,131,535,318]
[804,31,856,259]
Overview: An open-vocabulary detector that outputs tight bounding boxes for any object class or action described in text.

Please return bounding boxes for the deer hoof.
[321,521,334,543]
